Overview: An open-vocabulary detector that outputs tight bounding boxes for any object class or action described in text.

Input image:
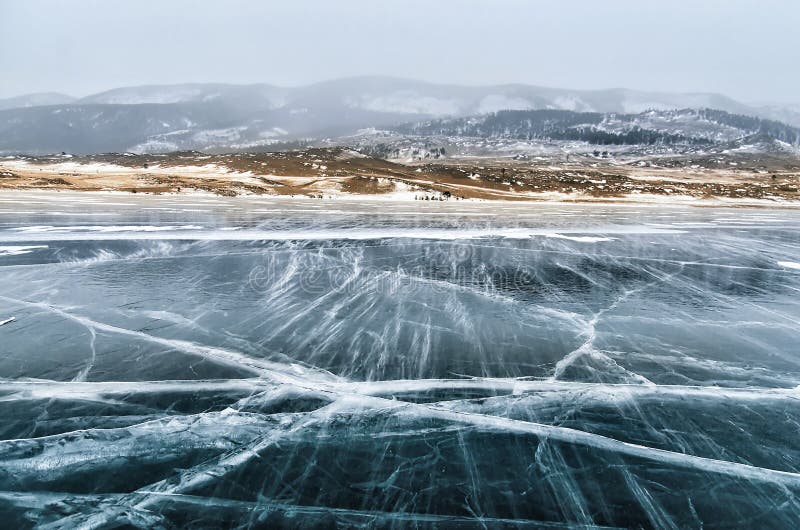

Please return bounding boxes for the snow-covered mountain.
[69,77,770,120]
[396,108,800,147]
[0,77,798,154]
[79,83,289,108]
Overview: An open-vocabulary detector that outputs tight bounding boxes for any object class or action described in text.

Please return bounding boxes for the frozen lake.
[1,192,800,528]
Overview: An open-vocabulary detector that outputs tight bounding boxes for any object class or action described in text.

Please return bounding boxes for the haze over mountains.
[1,76,799,155]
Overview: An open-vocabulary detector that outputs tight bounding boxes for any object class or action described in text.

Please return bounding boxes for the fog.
[1,0,798,103]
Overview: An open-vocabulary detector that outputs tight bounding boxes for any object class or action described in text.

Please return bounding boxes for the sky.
[1,0,798,103]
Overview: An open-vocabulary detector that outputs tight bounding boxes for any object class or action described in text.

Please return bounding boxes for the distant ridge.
[0,92,76,111]
[1,77,799,154]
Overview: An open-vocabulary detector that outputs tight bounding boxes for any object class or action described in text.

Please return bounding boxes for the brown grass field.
[1,148,798,203]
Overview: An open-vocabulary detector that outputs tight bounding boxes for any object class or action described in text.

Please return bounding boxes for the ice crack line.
[0,295,341,385]
[549,264,683,382]
[3,377,798,405]
[33,379,800,529]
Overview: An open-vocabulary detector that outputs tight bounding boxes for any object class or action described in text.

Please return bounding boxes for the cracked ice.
[1,193,800,528]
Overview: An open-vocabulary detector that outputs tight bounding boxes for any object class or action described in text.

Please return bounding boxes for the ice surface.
[1,193,800,528]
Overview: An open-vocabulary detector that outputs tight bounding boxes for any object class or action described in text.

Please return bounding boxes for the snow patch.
[350,91,460,115]
[0,245,48,256]
[546,234,616,243]
[477,95,533,114]
[11,225,202,234]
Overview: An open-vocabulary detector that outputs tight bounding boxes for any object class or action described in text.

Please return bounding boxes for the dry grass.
[1,147,798,202]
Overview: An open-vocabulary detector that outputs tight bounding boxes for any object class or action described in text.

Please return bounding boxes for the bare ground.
[1,148,798,203]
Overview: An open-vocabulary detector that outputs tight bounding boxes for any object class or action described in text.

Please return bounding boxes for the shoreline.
[2,188,800,210]
[2,148,798,206]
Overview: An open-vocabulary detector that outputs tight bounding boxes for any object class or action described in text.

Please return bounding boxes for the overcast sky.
[1,0,797,103]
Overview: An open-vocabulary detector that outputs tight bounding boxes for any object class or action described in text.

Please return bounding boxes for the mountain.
[79,83,288,108]
[67,77,770,119]
[0,77,798,154]
[0,92,76,111]
[302,77,760,117]
[395,108,800,146]
[0,102,422,154]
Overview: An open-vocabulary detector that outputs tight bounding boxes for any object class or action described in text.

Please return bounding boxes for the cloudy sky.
[1,0,797,103]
